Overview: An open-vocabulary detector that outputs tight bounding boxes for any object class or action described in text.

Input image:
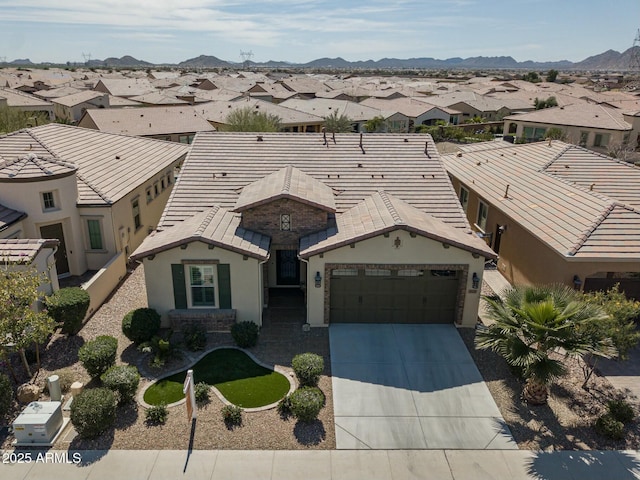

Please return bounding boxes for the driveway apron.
[329,324,517,449]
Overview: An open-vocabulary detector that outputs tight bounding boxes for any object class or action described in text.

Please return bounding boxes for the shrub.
[291,353,324,387]
[595,413,625,440]
[182,323,207,351]
[221,404,243,426]
[146,403,168,425]
[122,308,161,344]
[0,373,13,419]
[230,321,259,348]
[277,394,292,417]
[45,287,90,335]
[78,335,117,378]
[101,365,140,404]
[194,382,210,404]
[70,388,116,438]
[289,387,325,423]
[607,399,635,424]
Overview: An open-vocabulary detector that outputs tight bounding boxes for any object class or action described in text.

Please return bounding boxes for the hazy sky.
[1,0,638,64]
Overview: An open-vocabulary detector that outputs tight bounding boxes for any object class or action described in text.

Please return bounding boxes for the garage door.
[329,268,459,323]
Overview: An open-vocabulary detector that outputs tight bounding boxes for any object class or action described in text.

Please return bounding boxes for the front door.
[276,250,300,286]
[40,223,70,276]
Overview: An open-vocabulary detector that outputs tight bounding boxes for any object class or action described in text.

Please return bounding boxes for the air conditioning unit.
[12,401,63,444]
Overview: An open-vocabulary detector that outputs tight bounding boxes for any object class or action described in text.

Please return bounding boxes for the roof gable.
[233,165,336,213]
[299,190,495,259]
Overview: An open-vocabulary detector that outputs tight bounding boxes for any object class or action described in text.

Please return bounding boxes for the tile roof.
[79,106,215,137]
[199,99,324,127]
[442,140,640,260]
[0,238,58,264]
[0,203,27,231]
[360,97,455,118]
[0,88,53,108]
[130,205,270,261]
[129,92,190,105]
[94,78,156,97]
[234,165,336,213]
[51,91,107,108]
[504,103,632,131]
[0,124,189,205]
[34,86,84,99]
[280,98,382,122]
[160,132,470,232]
[299,190,495,259]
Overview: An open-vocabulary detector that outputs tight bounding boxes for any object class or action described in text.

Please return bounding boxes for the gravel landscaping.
[1,267,639,451]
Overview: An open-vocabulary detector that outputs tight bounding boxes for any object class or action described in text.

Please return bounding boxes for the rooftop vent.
[257,135,263,142]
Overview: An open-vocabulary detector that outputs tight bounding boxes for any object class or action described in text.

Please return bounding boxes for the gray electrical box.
[12,401,63,444]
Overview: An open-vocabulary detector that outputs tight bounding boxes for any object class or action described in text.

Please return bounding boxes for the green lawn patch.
[143,348,290,408]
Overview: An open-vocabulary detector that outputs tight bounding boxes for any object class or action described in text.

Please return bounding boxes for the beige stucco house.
[131,132,495,331]
[51,91,110,123]
[0,124,189,279]
[443,140,640,292]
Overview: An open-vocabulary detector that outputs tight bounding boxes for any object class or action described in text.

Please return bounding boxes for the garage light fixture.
[314,271,322,288]
[472,272,480,289]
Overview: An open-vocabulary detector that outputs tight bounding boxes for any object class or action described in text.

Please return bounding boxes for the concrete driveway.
[329,324,517,450]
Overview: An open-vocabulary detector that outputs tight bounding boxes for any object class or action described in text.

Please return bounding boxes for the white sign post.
[183,369,196,421]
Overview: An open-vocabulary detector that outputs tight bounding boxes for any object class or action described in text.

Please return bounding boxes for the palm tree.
[475,284,615,405]
[324,111,353,133]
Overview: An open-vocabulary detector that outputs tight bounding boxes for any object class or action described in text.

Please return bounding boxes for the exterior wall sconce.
[472,272,480,289]
[573,275,582,290]
[442,243,450,249]
[314,271,322,288]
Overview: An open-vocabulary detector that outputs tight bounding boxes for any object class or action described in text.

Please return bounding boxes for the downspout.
[258,254,270,323]
[44,245,59,293]
[297,254,310,327]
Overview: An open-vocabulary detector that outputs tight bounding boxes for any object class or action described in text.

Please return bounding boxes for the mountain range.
[5,47,639,71]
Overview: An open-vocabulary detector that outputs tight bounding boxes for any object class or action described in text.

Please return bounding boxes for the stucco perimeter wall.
[305,229,486,328]
[82,251,127,321]
[141,241,263,327]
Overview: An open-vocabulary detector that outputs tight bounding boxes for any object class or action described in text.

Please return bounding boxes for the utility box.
[12,401,63,444]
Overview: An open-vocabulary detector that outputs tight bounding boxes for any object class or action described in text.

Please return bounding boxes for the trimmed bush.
[595,413,625,440]
[230,321,259,348]
[182,323,207,351]
[194,382,210,404]
[45,287,90,335]
[101,365,140,404]
[0,373,13,419]
[122,308,161,344]
[607,399,635,424]
[221,404,243,426]
[78,335,117,378]
[70,388,116,438]
[277,394,292,417]
[291,353,324,387]
[146,403,168,425]
[289,387,325,423]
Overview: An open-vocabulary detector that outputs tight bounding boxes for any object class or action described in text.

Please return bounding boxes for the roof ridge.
[195,206,220,236]
[378,190,404,225]
[76,172,112,204]
[538,143,573,171]
[283,164,293,194]
[568,202,617,256]
[26,128,64,160]
[599,103,630,129]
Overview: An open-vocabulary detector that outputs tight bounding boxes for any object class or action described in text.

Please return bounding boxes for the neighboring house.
[78,106,215,143]
[502,103,638,154]
[0,238,60,296]
[129,92,190,106]
[200,99,324,133]
[361,97,461,128]
[280,98,382,132]
[0,88,54,120]
[131,132,495,332]
[427,91,512,122]
[277,76,331,99]
[443,140,640,291]
[51,91,110,123]
[0,203,27,239]
[0,124,189,279]
[246,82,297,103]
[93,78,156,98]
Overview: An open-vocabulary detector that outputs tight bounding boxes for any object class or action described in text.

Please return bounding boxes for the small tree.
[546,69,559,83]
[364,115,386,133]
[546,127,565,140]
[324,111,353,133]
[223,106,282,132]
[0,266,55,376]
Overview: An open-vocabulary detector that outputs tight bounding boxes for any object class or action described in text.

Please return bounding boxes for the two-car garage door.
[329,268,460,324]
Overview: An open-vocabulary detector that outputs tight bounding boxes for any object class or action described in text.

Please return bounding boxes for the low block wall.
[168,309,237,332]
[82,252,127,321]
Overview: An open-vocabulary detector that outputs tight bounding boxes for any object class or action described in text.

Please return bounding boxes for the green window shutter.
[171,264,187,309]
[218,264,232,309]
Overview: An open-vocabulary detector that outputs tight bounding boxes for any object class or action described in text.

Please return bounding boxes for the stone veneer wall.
[168,309,236,332]
[322,263,469,325]
[240,198,329,247]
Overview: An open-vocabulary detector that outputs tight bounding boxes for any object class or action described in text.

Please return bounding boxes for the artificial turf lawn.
[143,348,290,408]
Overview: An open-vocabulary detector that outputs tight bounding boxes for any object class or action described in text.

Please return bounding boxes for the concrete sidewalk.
[2,449,640,479]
